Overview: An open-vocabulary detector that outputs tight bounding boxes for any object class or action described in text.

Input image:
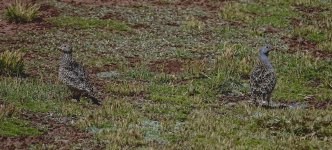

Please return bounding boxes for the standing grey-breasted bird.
[250,45,276,107]
[58,44,101,105]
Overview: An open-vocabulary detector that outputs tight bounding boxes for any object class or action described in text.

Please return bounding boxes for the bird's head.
[259,45,273,56]
[58,44,72,54]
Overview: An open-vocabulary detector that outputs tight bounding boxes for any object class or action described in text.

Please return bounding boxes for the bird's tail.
[87,94,101,105]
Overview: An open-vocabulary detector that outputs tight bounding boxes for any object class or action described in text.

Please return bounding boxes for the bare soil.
[0,112,104,150]
[100,12,125,21]
[294,4,330,14]
[283,36,332,59]
[125,55,142,68]
[60,0,231,11]
[149,59,183,74]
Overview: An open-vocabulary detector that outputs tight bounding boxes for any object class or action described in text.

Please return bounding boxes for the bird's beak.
[57,46,64,52]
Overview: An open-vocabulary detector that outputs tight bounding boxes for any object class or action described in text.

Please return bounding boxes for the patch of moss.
[0,118,42,137]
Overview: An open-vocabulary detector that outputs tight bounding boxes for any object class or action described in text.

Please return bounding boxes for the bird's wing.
[261,69,276,92]
[71,61,89,81]
[60,61,93,93]
[250,66,276,94]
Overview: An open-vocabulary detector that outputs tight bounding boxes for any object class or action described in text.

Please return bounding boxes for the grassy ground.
[0,0,332,149]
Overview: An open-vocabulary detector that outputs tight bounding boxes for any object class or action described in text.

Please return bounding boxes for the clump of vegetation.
[182,16,205,31]
[4,0,40,23]
[0,50,24,76]
[0,103,17,120]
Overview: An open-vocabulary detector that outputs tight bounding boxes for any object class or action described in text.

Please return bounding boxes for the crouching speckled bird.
[57,44,101,105]
[250,45,277,107]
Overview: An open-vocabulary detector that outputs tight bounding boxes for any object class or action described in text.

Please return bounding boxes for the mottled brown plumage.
[250,63,276,105]
[250,45,276,106]
[58,44,101,105]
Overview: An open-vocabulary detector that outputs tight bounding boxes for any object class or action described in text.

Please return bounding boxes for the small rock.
[304,95,315,100]
[288,102,308,109]
[96,71,120,78]
[226,102,237,107]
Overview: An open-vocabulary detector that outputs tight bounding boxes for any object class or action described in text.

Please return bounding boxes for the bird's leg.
[266,94,272,106]
[252,97,257,105]
[250,93,261,106]
[257,94,267,107]
[249,93,256,105]
[255,95,260,106]
[72,90,82,102]
[262,94,269,106]
[254,96,260,106]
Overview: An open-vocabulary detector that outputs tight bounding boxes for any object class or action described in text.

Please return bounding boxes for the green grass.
[0,118,42,137]
[272,53,332,101]
[47,16,131,31]
[108,82,147,96]
[0,77,67,112]
[0,0,331,149]
[221,2,298,28]
[179,107,332,149]
[293,26,327,42]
